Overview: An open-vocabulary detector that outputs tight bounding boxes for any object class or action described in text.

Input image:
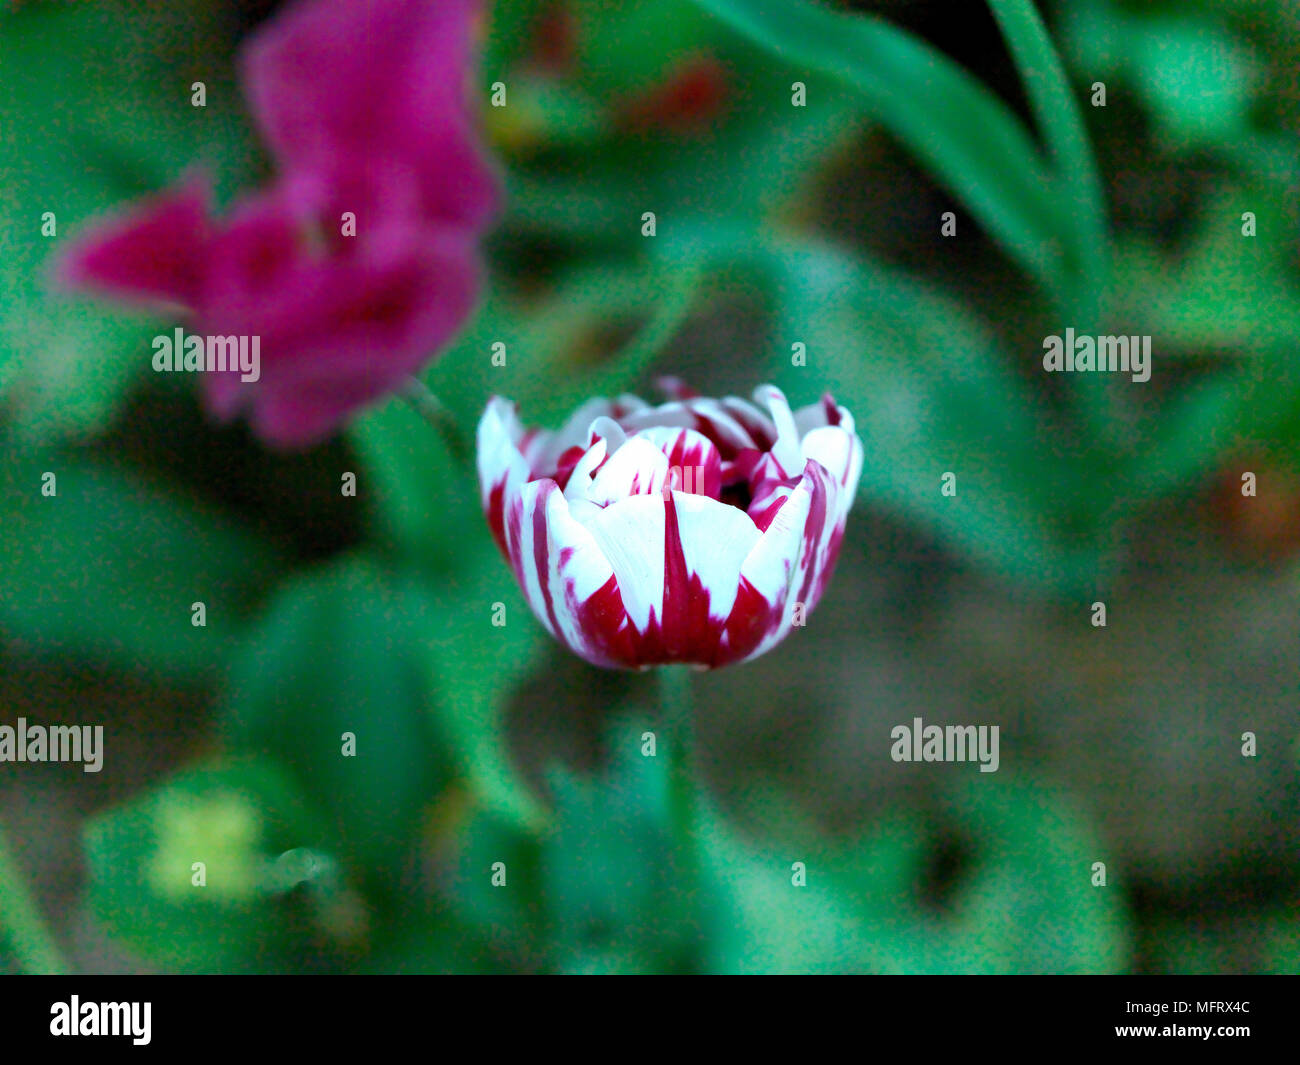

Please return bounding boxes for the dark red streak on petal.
[644,492,722,665]
[718,576,781,667]
[573,573,636,668]
[821,393,842,426]
[530,485,573,653]
[793,463,830,611]
[486,479,509,556]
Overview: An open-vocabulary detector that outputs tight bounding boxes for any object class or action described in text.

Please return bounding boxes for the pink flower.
[57,0,499,447]
[477,382,864,670]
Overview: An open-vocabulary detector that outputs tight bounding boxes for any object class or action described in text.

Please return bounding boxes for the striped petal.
[731,458,839,664]
[478,383,863,670]
[477,396,531,554]
[503,479,639,669]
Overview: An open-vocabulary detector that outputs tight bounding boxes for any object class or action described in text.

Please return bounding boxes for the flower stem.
[0,817,69,974]
[657,665,698,865]
[401,377,470,469]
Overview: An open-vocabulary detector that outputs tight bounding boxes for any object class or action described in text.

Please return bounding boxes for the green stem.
[0,817,69,974]
[401,378,471,470]
[656,665,698,863]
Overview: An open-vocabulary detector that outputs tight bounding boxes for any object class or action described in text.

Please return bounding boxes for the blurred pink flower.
[477,382,864,670]
[58,0,499,447]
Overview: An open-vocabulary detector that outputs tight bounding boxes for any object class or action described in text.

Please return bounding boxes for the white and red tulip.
[476,382,863,669]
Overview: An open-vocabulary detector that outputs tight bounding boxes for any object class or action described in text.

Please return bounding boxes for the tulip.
[477,382,863,669]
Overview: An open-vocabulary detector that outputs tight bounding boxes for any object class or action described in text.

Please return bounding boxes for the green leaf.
[686,0,1081,306]
[934,774,1130,973]
[505,63,863,243]
[985,0,1108,322]
[423,537,550,832]
[1060,0,1258,152]
[0,450,282,680]
[1108,187,1298,353]
[348,393,468,573]
[360,909,502,974]
[483,0,551,81]
[82,758,334,973]
[0,817,69,974]
[219,555,453,884]
[572,0,719,98]
[1259,910,1300,975]
[703,774,1129,973]
[541,723,700,973]
[502,1,866,241]
[439,798,550,972]
[699,808,936,973]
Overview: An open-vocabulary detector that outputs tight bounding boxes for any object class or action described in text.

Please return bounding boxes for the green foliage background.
[0,0,1296,974]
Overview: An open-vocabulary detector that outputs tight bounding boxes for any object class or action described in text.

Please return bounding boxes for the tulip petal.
[801,425,864,496]
[621,398,758,457]
[667,492,760,626]
[633,426,723,498]
[587,436,670,505]
[754,385,804,477]
[580,494,666,634]
[506,480,638,667]
[478,397,532,554]
[531,397,620,476]
[731,458,839,663]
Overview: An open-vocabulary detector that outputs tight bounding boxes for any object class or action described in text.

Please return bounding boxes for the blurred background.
[1,0,1297,974]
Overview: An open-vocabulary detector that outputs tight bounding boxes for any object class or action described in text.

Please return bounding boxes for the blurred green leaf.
[439,798,550,972]
[360,909,502,974]
[506,62,862,243]
[83,758,333,973]
[541,722,700,973]
[503,0,866,243]
[1260,910,1300,975]
[1108,184,1300,487]
[483,0,551,80]
[220,555,452,885]
[349,395,467,573]
[1108,187,1298,353]
[572,0,719,97]
[704,774,1129,973]
[423,536,550,832]
[700,806,926,973]
[0,450,282,680]
[934,774,1130,973]
[687,0,1085,307]
[0,818,69,974]
[986,0,1108,322]
[1060,0,1258,151]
